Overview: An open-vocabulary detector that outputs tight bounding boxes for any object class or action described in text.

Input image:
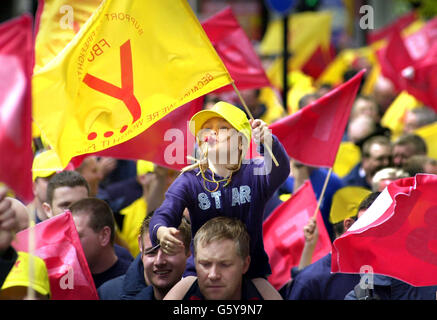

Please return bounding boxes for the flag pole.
[231,82,279,167]
[312,167,333,220]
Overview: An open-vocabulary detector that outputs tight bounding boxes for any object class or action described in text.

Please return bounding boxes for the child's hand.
[250,119,271,145]
[157,226,184,255]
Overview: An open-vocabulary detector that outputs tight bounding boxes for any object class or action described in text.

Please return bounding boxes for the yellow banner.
[415,123,437,160]
[34,0,102,73]
[33,0,232,167]
[260,11,332,71]
[381,91,420,141]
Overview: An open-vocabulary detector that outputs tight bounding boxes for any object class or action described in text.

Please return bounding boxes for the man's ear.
[138,235,143,254]
[99,226,112,247]
[343,217,356,231]
[242,255,251,275]
[42,202,53,218]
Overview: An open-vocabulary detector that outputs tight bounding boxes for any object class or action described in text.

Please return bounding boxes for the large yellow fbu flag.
[34,0,102,73]
[33,0,232,167]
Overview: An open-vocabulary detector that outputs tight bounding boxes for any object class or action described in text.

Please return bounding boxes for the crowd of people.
[2,5,437,301]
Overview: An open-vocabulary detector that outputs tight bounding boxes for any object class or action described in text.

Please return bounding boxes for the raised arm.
[298,217,319,270]
[149,174,190,253]
[251,119,290,197]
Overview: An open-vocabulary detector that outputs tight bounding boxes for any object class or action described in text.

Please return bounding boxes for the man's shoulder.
[134,285,155,300]
[114,244,134,264]
[342,164,369,187]
[98,274,126,300]
[293,254,331,282]
[312,168,344,189]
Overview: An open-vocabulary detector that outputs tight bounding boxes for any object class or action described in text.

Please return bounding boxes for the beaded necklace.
[190,135,243,193]
[199,166,233,193]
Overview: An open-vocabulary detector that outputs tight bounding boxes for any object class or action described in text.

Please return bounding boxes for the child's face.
[199,117,241,165]
[199,117,234,142]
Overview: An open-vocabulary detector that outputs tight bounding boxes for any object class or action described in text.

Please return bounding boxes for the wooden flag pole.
[231,82,279,167]
[312,167,333,220]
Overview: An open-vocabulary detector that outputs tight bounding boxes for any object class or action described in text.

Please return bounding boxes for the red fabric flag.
[301,42,336,80]
[376,29,414,91]
[332,174,437,287]
[0,15,33,203]
[377,17,437,111]
[367,11,417,44]
[71,97,203,171]
[12,211,99,300]
[201,7,271,92]
[263,181,331,289]
[269,69,364,167]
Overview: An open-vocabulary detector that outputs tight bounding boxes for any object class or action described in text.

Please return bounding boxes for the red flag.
[12,211,99,300]
[301,42,336,80]
[0,15,33,203]
[263,181,331,289]
[71,97,203,171]
[377,17,437,111]
[367,11,417,44]
[332,174,437,287]
[376,28,414,92]
[269,69,364,167]
[201,7,271,92]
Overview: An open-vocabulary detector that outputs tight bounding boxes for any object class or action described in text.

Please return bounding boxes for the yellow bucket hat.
[189,101,252,145]
[1,251,51,298]
[32,149,64,181]
[329,186,372,224]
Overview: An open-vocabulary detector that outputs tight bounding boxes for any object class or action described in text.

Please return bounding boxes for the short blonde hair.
[193,217,250,259]
[372,167,409,191]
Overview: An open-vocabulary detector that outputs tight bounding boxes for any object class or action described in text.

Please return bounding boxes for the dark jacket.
[98,254,152,300]
[345,275,437,300]
[342,163,371,190]
[286,253,360,300]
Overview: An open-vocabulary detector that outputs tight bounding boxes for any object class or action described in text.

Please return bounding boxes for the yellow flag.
[120,197,147,257]
[360,61,380,96]
[34,0,102,73]
[286,70,315,114]
[33,0,232,167]
[415,123,437,160]
[332,142,361,178]
[329,186,371,224]
[381,91,420,141]
[317,47,376,87]
[265,57,284,90]
[260,11,332,71]
[258,87,286,124]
